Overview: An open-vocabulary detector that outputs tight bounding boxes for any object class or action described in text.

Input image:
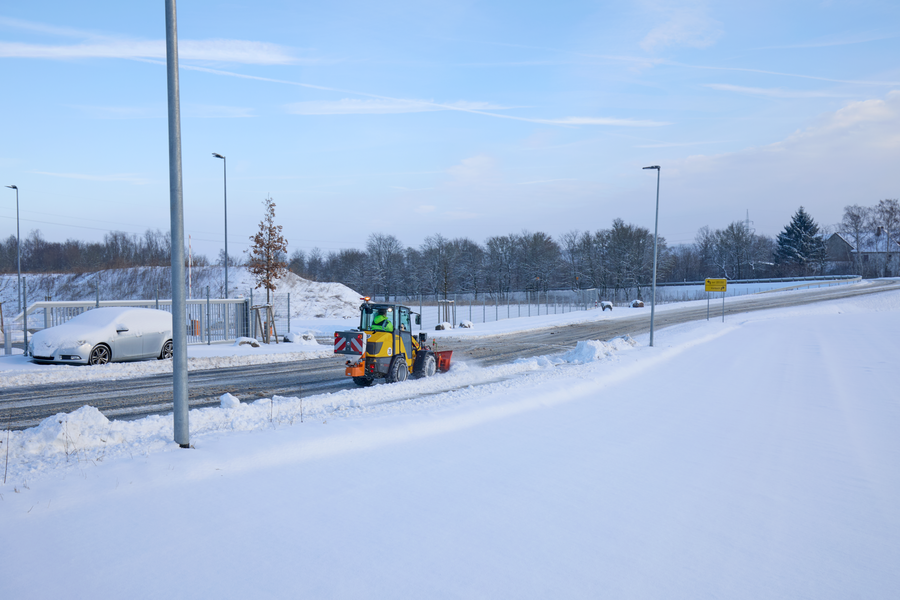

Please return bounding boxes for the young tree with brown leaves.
[246,196,288,303]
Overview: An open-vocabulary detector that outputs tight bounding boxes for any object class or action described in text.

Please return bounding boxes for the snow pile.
[18,406,124,456]
[220,393,241,409]
[284,331,316,343]
[559,336,637,364]
[0,267,362,320]
[459,320,474,328]
[246,270,360,319]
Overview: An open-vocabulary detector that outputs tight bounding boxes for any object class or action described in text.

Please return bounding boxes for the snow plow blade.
[434,350,452,372]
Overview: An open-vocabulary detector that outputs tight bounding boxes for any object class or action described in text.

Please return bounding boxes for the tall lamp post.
[5,185,21,313]
[212,153,228,298]
[642,166,660,347]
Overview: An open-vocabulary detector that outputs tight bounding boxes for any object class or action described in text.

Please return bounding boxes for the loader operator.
[372,310,394,332]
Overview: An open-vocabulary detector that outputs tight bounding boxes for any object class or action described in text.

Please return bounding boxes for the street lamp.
[5,185,21,314]
[212,153,228,298]
[642,166,660,347]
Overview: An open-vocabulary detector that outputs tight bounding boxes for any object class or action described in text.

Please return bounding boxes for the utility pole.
[643,165,661,348]
[165,0,190,448]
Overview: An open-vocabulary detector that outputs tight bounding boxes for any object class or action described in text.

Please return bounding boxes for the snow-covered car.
[28,307,173,365]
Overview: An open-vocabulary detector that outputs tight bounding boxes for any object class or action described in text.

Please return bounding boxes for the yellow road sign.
[705,278,727,292]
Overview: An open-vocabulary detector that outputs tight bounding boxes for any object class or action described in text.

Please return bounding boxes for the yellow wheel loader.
[334,297,452,386]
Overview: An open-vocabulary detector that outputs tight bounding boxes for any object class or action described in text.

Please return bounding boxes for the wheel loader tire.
[414,353,436,379]
[386,356,408,383]
[353,375,375,387]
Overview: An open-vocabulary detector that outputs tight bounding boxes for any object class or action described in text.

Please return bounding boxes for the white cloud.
[759,31,898,49]
[0,39,299,65]
[185,105,255,119]
[446,155,499,185]
[543,116,668,126]
[66,104,254,119]
[66,105,161,119]
[442,211,481,220]
[285,99,513,115]
[635,140,726,148]
[704,84,851,98]
[657,91,900,234]
[640,1,723,52]
[517,178,577,185]
[31,171,152,185]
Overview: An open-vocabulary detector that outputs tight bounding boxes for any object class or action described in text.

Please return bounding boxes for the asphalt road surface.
[3,280,897,430]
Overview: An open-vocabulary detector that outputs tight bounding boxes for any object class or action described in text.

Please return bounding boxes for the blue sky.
[1,1,898,260]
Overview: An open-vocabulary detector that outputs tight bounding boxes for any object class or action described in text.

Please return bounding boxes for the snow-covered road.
[1,286,899,598]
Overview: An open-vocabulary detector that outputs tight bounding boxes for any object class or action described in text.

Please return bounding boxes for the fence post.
[287,293,291,333]
[95,279,100,308]
[206,285,211,345]
[242,298,251,338]
[250,288,256,339]
[156,285,159,310]
[23,277,28,352]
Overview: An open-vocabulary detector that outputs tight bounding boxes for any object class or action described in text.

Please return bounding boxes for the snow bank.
[559,336,637,364]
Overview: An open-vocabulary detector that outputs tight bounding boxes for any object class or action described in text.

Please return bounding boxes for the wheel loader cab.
[359,303,420,378]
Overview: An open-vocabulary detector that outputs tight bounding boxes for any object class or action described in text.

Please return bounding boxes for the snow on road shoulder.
[0,338,329,389]
[2,330,649,484]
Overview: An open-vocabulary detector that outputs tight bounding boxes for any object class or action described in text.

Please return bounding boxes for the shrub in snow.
[631,299,644,308]
[235,337,260,348]
[600,301,613,311]
[458,320,473,328]
[220,393,241,409]
[435,322,452,330]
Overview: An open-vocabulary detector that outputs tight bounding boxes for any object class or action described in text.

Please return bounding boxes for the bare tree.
[366,233,404,300]
[246,196,288,303]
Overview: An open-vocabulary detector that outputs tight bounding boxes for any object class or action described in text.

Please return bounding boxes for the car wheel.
[353,376,375,387]
[88,344,111,366]
[414,353,437,378]
[159,339,173,360]
[386,356,408,383]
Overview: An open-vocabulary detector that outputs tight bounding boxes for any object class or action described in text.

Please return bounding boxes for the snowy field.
[1,287,899,598]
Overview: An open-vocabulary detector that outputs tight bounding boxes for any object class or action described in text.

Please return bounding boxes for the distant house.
[829,232,900,277]
[825,233,853,263]
[857,237,900,277]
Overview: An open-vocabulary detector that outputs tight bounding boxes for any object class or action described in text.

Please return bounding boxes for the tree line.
[2,202,895,300]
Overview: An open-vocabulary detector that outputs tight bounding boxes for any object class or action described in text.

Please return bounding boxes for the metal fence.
[3,297,252,354]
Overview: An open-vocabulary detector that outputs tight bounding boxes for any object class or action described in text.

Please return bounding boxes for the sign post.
[705,279,727,322]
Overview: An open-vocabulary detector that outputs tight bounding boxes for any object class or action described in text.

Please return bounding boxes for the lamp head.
[642,165,660,170]
[212,153,225,159]
[5,185,17,190]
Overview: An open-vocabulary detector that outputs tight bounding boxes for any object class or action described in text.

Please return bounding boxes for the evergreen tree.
[246,196,288,303]
[774,207,826,275]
